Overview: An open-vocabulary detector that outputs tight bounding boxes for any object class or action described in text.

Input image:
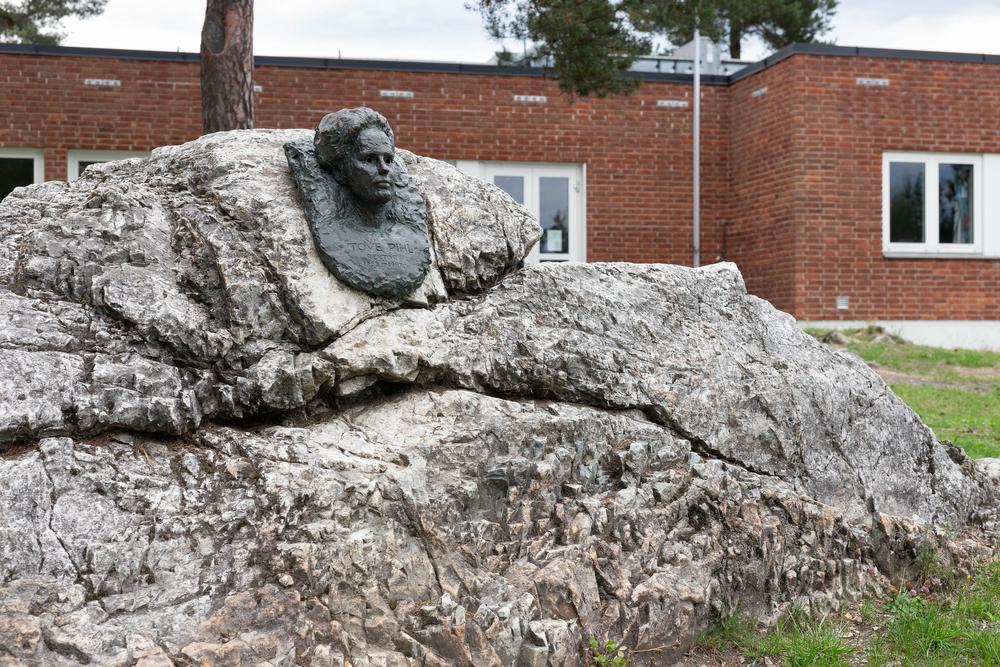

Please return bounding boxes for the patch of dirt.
[863,361,1000,393]
[957,365,1000,381]
[869,366,984,391]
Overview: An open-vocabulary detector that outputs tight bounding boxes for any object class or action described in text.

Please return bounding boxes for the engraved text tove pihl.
[284,107,432,298]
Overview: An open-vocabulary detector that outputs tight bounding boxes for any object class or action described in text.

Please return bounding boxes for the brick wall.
[727,58,803,314]
[0,55,203,180]
[255,65,731,265]
[0,52,728,266]
[2,49,999,320]
[723,53,1000,320]
[788,55,1000,321]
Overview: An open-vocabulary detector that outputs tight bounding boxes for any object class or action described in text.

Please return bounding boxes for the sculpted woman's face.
[340,127,395,205]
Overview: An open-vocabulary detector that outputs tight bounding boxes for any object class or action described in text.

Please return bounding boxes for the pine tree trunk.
[200,0,254,134]
[729,25,742,60]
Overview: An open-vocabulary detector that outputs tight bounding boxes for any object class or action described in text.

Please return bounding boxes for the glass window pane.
[939,163,973,244]
[889,162,925,243]
[493,175,524,205]
[78,160,104,177]
[539,176,569,254]
[0,157,35,201]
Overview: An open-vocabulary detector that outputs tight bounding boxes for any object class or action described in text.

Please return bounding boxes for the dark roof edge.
[729,43,1000,82]
[1,42,998,86]
[254,54,733,84]
[0,42,731,85]
[0,42,201,63]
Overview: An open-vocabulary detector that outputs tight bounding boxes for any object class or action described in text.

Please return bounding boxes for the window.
[68,150,149,181]
[0,148,44,201]
[882,152,996,256]
[455,161,586,263]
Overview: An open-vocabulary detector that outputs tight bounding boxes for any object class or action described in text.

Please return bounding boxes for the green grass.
[691,329,1000,666]
[867,562,1000,665]
[587,636,629,666]
[699,563,1000,666]
[856,340,1000,368]
[698,612,756,652]
[754,617,854,667]
[893,384,1000,459]
[807,327,1000,459]
[849,341,1000,383]
[805,326,1000,379]
[701,611,854,666]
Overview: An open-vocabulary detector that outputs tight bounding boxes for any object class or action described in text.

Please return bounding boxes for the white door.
[458,162,586,263]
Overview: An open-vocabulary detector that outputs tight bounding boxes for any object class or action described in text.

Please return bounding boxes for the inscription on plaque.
[284,107,431,298]
[347,241,419,263]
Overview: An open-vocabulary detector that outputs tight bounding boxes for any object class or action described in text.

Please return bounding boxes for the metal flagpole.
[692,24,701,268]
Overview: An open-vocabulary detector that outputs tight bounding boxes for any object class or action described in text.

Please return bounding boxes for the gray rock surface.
[329,262,990,526]
[0,391,990,666]
[0,133,994,665]
[399,152,539,294]
[977,457,1000,482]
[0,130,538,443]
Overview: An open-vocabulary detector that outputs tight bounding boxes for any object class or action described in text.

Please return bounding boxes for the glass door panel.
[493,175,525,205]
[539,176,570,255]
[480,163,584,263]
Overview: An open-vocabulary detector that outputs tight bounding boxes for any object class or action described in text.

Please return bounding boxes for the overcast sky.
[59,0,1000,63]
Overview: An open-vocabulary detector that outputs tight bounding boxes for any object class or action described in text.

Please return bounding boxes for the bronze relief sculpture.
[284,108,431,298]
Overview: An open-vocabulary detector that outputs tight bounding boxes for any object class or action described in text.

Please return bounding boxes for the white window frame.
[882,151,990,257]
[456,161,586,263]
[68,149,149,181]
[0,147,45,188]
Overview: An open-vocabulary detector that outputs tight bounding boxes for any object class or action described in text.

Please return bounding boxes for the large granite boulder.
[0,130,538,441]
[0,131,994,666]
[328,262,981,526]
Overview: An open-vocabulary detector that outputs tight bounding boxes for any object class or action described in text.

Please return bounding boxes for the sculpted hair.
[314,107,395,176]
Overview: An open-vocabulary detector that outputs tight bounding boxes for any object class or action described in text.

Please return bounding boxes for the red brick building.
[2,43,998,348]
